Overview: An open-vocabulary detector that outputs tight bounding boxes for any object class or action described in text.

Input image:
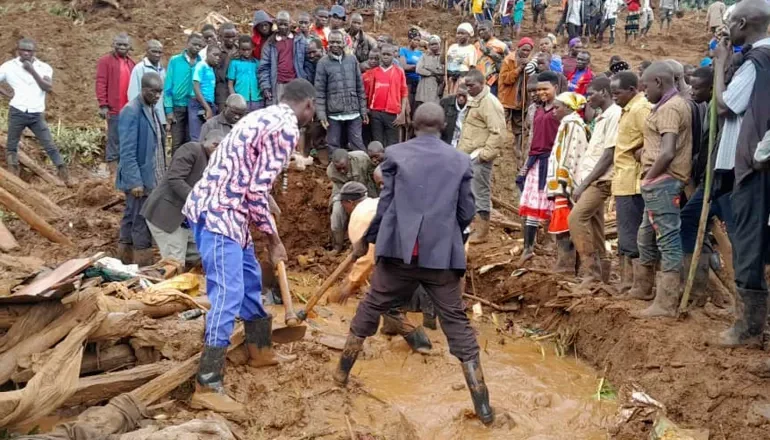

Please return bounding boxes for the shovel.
[271,260,307,344]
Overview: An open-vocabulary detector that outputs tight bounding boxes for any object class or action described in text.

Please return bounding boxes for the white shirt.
[603,0,623,19]
[0,57,53,113]
[716,37,770,170]
[567,0,583,25]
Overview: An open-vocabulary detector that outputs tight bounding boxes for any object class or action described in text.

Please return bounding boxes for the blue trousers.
[190,216,268,348]
[679,184,734,254]
[188,99,218,142]
[638,177,684,272]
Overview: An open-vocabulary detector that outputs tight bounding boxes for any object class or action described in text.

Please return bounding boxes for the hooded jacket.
[251,10,273,59]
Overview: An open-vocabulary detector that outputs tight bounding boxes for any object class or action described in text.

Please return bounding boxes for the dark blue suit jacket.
[365,134,475,270]
[116,97,165,192]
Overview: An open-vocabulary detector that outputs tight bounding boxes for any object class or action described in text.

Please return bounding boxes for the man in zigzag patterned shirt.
[182,78,316,413]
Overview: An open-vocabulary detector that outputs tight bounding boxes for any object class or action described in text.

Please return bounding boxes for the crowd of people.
[1,0,769,428]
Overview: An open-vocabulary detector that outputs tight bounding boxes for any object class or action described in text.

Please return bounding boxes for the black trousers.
[119,193,152,250]
[350,257,479,362]
[170,106,190,155]
[731,170,770,291]
[6,107,63,166]
[615,194,645,258]
[370,111,400,147]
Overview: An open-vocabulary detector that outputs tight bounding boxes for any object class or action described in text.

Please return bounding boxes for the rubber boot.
[333,334,365,386]
[332,229,345,253]
[57,164,72,187]
[625,260,655,300]
[578,253,603,282]
[553,235,576,275]
[6,152,20,176]
[633,271,681,318]
[245,316,297,367]
[461,357,494,425]
[380,311,403,335]
[190,345,244,413]
[133,248,154,267]
[714,288,768,348]
[617,256,634,295]
[422,313,437,330]
[469,217,490,244]
[403,327,433,354]
[117,243,133,264]
[519,225,537,263]
[682,252,710,308]
[600,258,611,284]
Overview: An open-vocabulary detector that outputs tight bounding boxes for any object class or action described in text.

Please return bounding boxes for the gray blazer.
[364,134,475,270]
[142,141,209,233]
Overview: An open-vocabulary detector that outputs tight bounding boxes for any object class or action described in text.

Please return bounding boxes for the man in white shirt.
[127,40,166,125]
[599,0,625,45]
[569,76,621,283]
[566,0,585,40]
[0,38,69,184]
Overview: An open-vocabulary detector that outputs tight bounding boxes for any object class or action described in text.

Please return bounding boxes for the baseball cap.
[330,5,346,18]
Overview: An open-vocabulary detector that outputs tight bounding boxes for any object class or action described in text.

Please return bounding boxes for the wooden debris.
[63,362,172,408]
[0,187,73,247]
[490,217,521,231]
[0,166,66,220]
[88,311,146,342]
[491,196,520,215]
[0,304,33,330]
[17,150,66,187]
[12,344,138,384]
[463,293,520,312]
[131,325,245,405]
[0,220,19,252]
[0,253,44,271]
[7,256,95,302]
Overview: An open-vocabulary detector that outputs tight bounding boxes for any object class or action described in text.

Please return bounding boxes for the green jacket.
[326,151,378,201]
[164,51,201,114]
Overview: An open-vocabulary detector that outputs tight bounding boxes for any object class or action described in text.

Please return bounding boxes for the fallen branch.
[0,187,74,246]
[0,166,65,219]
[64,362,171,407]
[462,293,520,312]
[490,217,521,231]
[491,196,520,215]
[17,150,66,187]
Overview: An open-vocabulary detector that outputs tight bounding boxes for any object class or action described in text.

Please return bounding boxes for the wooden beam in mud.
[17,151,66,188]
[0,166,65,220]
[0,187,74,246]
[0,220,19,252]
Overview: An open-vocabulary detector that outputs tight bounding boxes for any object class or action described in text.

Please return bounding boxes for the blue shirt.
[164,51,201,114]
[192,61,216,103]
[227,58,262,102]
[399,47,423,82]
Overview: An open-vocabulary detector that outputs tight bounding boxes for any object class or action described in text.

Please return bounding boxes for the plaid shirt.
[183,104,298,247]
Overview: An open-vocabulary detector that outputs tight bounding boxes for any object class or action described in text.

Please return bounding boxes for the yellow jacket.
[457,86,507,162]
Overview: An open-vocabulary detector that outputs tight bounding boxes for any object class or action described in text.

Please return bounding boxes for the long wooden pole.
[678,74,718,314]
[0,187,74,247]
[297,252,355,321]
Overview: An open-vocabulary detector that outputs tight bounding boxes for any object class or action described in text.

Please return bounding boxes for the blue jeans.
[679,184,734,254]
[188,99,218,142]
[638,177,685,272]
[190,215,269,348]
[326,117,365,154]
[6,107,64,166]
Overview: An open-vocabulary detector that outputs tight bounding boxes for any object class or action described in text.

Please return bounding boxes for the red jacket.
[95,53,136,115]
[364,65,408,116]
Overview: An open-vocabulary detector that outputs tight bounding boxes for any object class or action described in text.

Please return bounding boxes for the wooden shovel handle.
[300,252,356,320]
[276,261,299,326]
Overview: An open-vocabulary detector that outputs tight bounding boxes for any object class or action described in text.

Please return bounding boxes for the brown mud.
[0,1,762,439]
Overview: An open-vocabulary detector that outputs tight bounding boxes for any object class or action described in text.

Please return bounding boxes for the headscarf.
[555,92,587,111]
[429,35,441,44]
[568,37,581,48]
[457,22,474,37]
[610,60,630,74]
[518,37,535,48]
[408,28,421,40]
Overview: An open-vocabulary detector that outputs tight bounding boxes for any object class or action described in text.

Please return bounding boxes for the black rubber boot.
[519,224,537,263]
[244,316,296,367]
[403,327,433,354]
[190,345,243,412]
[333,334,365,386]
[715,288,768,348]
[461,357,494,425]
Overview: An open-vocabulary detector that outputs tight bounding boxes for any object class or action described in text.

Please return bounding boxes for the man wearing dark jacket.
[142,130,224,266]
[258,11,309,105]
[315,30,368,153]
[333,103,494,426]
[439,86,469,147]
[116,72,166,267]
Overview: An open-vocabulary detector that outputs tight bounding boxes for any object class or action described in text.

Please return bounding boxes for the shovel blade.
[272,325,307,344]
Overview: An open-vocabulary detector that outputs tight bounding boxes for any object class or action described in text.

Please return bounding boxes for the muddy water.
[307,302,617,439]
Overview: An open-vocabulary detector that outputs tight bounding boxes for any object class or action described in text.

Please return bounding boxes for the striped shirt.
[716,37,770,171]
[183,104,299,247]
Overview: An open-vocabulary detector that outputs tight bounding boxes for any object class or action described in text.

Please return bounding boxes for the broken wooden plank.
[87,311,146,342]
[0,166,65,220]
[11,343,138,384]
[131,325,244,405]
[0,187,73,247]
[0,220,19,252]
[7,256,93,302]
[17,150,65,187]
[63,362,171,408]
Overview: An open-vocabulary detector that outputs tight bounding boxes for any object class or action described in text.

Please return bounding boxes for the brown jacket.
[457,86,506,162]
[498,53,527,110]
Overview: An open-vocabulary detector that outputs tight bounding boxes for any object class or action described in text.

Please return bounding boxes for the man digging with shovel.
[182,79,317,413]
